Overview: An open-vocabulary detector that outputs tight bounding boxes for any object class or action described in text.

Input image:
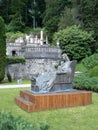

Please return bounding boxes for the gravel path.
[0,84,30,89]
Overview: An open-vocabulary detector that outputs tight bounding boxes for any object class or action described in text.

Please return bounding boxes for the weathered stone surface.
[31,60,77,93]
[6,43,62,80]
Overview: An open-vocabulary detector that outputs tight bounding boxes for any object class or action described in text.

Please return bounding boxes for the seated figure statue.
[31,54,77,93]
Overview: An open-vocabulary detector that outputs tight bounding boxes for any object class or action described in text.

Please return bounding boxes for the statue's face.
[62,54,66,58]
[62,54,66,59]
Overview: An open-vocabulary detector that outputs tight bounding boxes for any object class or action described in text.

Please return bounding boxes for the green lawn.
[0,88,98,130]
[0,79,31,85]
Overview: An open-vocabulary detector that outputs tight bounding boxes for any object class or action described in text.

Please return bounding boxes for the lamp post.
[32,16,35,29]
[28,7,36,28]
[33,0,36,5]
[33,0,36,28]
[28,0,36,28]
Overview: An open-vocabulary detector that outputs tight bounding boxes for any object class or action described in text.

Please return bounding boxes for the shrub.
[53,25,95,61]
[23,27,42,34]
[0,112,49,130]
[89,65,98,77]
[40,121,49,130]
[6,56,25,64]
[76,62,87,72]
[7,73,12,82]
[0,17,6,82]
[74,73,98,92]
[74,73,90,90]
[6,32,25,42]
[6,28,45,42]
[82,54,98,70]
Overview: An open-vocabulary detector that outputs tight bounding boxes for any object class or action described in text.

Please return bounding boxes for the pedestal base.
[15,90,92,112]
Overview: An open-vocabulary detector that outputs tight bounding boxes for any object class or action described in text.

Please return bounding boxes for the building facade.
[6,33,62,80]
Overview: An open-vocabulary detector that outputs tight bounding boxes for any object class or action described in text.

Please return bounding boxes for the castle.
[6,31,63,80]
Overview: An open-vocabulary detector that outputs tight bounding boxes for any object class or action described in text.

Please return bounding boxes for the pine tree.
[0,17,6,82]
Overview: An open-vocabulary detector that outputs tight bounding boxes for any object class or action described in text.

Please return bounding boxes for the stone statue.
[31,54,77,93]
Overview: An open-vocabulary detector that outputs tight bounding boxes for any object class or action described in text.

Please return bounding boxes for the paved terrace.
[0,84,30,89]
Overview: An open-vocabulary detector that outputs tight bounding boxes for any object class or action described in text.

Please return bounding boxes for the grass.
[0,79,31,85]
[0,87,98,130]
[76,62,87,73]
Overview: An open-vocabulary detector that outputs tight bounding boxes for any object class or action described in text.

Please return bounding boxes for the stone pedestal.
[15,90,92,112]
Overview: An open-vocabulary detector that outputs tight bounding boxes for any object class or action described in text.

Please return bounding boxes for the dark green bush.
[6,32,25,42]
[53,25,94,61]
[6,56,25,64]
[74,73,98,92]
[82,54,98,70]
[89,65,98,77]
[0,17,6,82]
[6,28,43,42]
[40,121,49,130]
[7,73,12,82]
[0,112,49,130]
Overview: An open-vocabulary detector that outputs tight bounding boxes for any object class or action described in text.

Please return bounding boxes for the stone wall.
[6,43,22,56]
[6,43,62,80]
[5,59,59,80]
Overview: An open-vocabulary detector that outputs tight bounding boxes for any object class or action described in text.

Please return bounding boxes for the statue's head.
[62,54,70,62]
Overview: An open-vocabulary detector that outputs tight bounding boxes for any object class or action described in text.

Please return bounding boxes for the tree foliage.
[0,16,6,82]
[0,0,45,32]
[53,25,95,61]
[57,0,98,52]
[58,7,75,30]
[78,0,98,52]
[0,0,98,51]
[43,0,72,41]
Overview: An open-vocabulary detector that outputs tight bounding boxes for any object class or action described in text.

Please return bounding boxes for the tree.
[58,0,81,30]
[7,0,26,32]
[58,7,75,30]
[0,0,12,24]
[0,17,6,82]
[33,0,46,27]
[78,0,98,52]
[53,25,95,61]
[43,0,71,41]
[0,0,46,31]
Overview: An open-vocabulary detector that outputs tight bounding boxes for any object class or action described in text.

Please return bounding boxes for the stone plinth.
[15,90,92,112]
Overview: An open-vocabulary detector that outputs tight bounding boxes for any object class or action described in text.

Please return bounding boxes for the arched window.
[12,50,17,56]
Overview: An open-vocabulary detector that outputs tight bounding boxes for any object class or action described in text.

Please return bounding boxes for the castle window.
[12,50,17,56]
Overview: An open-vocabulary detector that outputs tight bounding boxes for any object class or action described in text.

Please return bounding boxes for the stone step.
[15,96,35,112]
[20,90,36,103]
